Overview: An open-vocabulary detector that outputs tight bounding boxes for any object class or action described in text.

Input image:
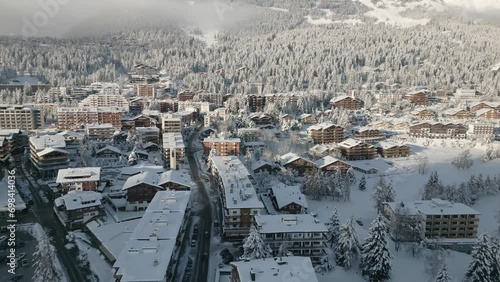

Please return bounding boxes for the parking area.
[0,229,36,282]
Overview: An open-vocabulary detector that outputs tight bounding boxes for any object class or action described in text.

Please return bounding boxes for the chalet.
[237,128,261,142]
[476,108,500,120]
[136,127,161,145]
[230,257,319,282]
[352,127,385,143]
[251,160,277,174]
[121,114,158,131]
[444,109,474,120]
[53,191,103,229]
[405,90,430,106]
[330,95,364,110]
[95,145,125,158]
[308,122,344,144]
[249,113,273,126]
[121,171,163,211]
[142,141,160,152]
[314,155,352,173]
[409,122,467,139]
[470,102,500,112]
[56,167,101,194]
[412,109,436,119]
[298,113,317,124]
[279,114,293,123]
[308,144,331,158]
[279,153,316,176]
[376,142,411,158]
[338,138,377,160]
[269,182,308,214]
[29,135,69,178]
[157,169,192,191]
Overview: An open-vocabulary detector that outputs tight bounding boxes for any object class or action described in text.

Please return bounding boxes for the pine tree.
[422,171,443,200]
[32,228,62,282]
[278,242,288,257]
[241,225,273,260]
[359,175,367,191]
[327,208,340,247]
[335,218,361,269]
[434,263,452,282]
[360,216,392,282]
[373,177,395,213]
[315,251,334,273]
[464,234,500,282]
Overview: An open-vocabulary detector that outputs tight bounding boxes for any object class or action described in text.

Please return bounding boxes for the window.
[232,211,237,214]
[468,221,475,225]
[452,215,458,218]
[266,234,273,239]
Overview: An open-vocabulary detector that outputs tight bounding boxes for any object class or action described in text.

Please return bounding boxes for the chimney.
[250,268,256,281]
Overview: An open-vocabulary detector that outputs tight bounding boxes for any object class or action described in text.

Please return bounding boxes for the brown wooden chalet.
[308,123,344,144]
[412,109,436,119]
[249,113,273,126]
[409,122,467,139]
[121,171,164,211]
[445,109,474,120]
[299,114,317,125]
[314,156,352,173]
[330,96,364,110]
[338,138,377,160]
[279,153,316,176]
[376,142,411,158]
[352,128,385,143]
[121,114,158,131]
[476,108,500,120]
[470,102,500,112]
[405,90,430,106]
[269,183,308,214]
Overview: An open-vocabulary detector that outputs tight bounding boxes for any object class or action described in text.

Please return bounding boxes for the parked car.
[356,219,364,226]
[203,231,209,238]
[21,259,29,267]
[190,240,196,247]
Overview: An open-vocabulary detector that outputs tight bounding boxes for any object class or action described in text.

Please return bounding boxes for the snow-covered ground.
[305,143,500,281]
[67,231,114,282]
[20,223,69,282]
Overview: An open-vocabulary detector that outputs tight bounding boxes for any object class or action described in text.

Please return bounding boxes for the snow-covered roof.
[56,167,101,184]
[251,160,272,171]
[271,183,308,209]
[444,108,469,115]
[30,135,66,151]
[136,127,160,133]
[162,133,185,149]
[411,108,435,115]
[122,171,163,190]
[54,191,102,211]
[314,156,347,168]
[386,199,481,216]
[120,164,165,177]
[113,190,190,282]
[57,106,123,113]
[255,214,327,234]
[475,108,498,116]
[376,141,408,150]
[203,137,241,143]
[330,95,349,103]
[96,145,123,155]
[157,169,191,188]
[37,147,69,157]
[56,130,85,140]
[86,123,114,129]
[86,219,139,262]
[230,257,319,282]
[210,156,264,210]
[339,138,372,148]
[279,152,304,166]
[308,122,339,131]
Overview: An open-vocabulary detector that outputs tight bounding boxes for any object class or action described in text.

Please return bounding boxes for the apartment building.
[412,109,437,119]
[230,257,319,282]
[203,136,241,157]
[194,92,223,107]
[85,123,115,140]
[376,142,411,158]
[405,90,430,106]
[53,191,103,229]
[237,128,261,142]
[470,101,500,112]
[352,127,385,143]
[264,93,301,109]
[29,135,69,178]
[279,153,316,176]
[467,123,494,139]
[57,107,123,130]
[330,95,364,110]
[247,94,266,112]
[209,156,264,240]
[249,113,273,126]
[137,84,155,98]
[112,190,191,282]
[121,114,158,131]
[339,138,377,160]
[157,99,179,113]
[136,127,161,145]
[177,90,195,101]
[78,94,129,112]
[0,129,26,154]
[476,108,500,120]
[0,105,43,130]
[254,214,327,264]
[128,63,159,84]
[162,133,185,168]
[409,122,468,139]
[444,109,474,120]
[56,167,101,194]
[382,199,481,241]
[308,123,344,144]
[161,114,183,133]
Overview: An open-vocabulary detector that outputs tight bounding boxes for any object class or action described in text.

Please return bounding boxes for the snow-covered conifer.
[335,218,360,269]
[360,216,392,281]
[241,225,273,260]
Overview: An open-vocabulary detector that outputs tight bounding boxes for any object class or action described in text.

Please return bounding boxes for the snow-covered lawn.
[67,231,113,282]
[306,144,500,281]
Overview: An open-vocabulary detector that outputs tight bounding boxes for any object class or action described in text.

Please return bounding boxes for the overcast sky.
[0,0,258,37]
[0,0,498,37]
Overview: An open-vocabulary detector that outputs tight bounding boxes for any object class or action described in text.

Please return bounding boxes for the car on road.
[203,231,209,238]
[190,240,196,247]
[203,252,208,260]
[356,219,364,226]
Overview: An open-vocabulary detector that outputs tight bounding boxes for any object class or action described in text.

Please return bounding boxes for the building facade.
[308,123,344,144]
[0,105,43,130]
[203,137,241,157]
[339,138,377,160]
[57,107,122,130]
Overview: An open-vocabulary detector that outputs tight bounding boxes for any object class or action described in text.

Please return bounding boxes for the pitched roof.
[271,182,308,209]
[54,191,102,211]
[122,171,163,190]
[338,138,372,148]
[37,147,69,157]
[314,156,348,168]
[157,169,191,188]
[96,145,123,155]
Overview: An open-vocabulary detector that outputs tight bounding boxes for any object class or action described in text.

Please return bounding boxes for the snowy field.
[306,143,500,281]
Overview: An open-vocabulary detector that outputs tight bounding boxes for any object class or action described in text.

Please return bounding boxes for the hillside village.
[1,61,500,282]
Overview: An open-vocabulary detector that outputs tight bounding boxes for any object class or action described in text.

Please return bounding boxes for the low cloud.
[0,0,259,37]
